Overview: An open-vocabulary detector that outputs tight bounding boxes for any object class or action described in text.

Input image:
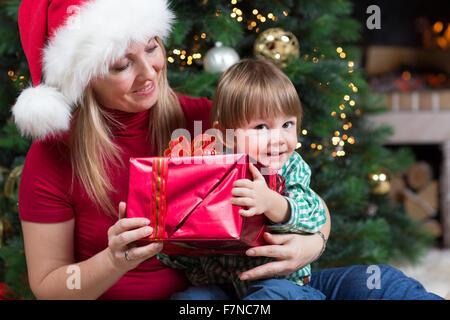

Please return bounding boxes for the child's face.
[233,114,298,171]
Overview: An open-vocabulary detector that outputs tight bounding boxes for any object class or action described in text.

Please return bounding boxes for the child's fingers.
[249,163,264,181]
[233,179,253,188]
[231,187,253,198]
[230,197,255,208]
[239,208,259,217]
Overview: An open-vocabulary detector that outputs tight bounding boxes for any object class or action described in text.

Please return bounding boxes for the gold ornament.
[369,169,391,195]
[254,28,300,67]
[4,165,23,198]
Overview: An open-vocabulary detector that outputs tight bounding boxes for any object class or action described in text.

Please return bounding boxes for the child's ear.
[212,121,219,130]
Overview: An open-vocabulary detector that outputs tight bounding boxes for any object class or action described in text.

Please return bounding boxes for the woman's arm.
[238,197,330,281]
[22,202,162,299]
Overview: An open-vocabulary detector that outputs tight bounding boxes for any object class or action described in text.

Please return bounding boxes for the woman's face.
[91,38,164,113]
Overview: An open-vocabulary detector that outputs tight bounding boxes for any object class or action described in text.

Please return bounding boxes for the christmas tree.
[0,0,32,299]
[0,0,433,299]
[164,0,434,269]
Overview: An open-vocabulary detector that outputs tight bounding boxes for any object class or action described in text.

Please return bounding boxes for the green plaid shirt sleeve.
[268,152,326,234]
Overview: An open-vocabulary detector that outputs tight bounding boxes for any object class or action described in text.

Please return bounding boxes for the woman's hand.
[107,202,163,272]
[239,197,330,281]
[238,232,324,281]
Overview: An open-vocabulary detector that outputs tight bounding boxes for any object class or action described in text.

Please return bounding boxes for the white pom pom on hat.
[13,0,175,140]
[13,85,72,139]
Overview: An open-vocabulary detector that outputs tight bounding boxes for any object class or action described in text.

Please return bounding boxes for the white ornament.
[204,42,240,73]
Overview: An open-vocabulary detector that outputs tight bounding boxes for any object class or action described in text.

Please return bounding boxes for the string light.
[311,47,358,158]
[168,48,202,66]
[332,137,340,145]
[433,21,444,33]
[371,173,387,182]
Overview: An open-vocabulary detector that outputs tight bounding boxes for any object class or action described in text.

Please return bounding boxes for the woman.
[13,0,442,300]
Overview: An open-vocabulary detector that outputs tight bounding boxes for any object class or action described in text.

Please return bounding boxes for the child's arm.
[230,154,326,233]
[269,153,326,234]
[230,163,291,223]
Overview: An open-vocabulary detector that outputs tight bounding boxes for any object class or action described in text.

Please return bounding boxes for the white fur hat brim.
[13,0,174,140]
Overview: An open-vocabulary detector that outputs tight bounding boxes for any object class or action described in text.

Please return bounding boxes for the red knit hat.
[13,0,174,139]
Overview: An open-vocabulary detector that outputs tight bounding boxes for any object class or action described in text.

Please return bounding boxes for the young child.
[158,59,327,300]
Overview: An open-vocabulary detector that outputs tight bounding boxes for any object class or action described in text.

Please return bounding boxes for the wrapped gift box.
[126,153,285,254]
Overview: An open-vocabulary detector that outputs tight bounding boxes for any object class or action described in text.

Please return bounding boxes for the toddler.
[158,59,327,300]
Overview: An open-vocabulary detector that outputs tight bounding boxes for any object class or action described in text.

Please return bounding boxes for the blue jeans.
[310,264,443,300]
[171,265,444,300]
[171,279,325,300]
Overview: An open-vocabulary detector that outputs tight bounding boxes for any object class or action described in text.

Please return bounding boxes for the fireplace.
[353,0,450,246]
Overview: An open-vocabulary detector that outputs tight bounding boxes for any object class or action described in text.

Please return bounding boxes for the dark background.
[351,0,450,47]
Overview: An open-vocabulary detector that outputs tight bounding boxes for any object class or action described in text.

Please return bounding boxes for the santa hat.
[13,0,174,139]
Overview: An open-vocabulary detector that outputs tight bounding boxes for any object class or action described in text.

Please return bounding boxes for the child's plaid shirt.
[157,151,326,298]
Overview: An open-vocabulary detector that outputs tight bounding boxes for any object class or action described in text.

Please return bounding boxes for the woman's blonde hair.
[211,59,302,133]
[69,37,185,216]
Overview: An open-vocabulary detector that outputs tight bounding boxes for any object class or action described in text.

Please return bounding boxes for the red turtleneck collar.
[101,106,152,138]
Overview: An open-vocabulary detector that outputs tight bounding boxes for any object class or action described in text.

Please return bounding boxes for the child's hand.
[230,163,272,217]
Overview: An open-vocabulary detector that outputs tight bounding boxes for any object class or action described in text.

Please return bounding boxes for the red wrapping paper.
[126,153,285,254]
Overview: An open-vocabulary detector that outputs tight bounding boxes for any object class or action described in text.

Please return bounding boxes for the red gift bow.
[163,133,220,157]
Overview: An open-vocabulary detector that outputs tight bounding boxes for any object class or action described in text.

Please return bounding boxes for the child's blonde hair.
[211,58,303,134]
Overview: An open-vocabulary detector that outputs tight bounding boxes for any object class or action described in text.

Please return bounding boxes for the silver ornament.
[204,42,240,73]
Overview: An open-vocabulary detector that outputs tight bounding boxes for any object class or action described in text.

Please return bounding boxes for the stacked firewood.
[390,161,442,238]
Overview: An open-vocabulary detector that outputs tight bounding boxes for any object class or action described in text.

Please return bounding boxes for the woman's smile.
[133,81,155,96]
